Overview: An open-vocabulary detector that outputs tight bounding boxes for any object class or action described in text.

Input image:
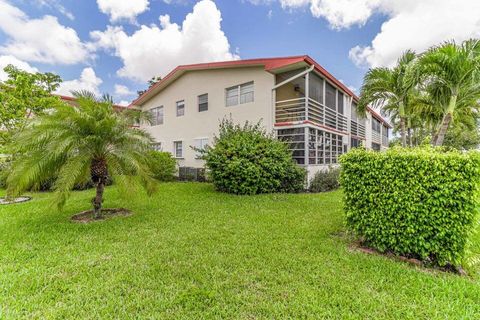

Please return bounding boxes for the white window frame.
[198,94,208,112]
[225,81,254,107]
[194,137,209,159]
[173,141,183,158]
[151,142,162,151]
[150,106,164,126]
[176,100,185,117]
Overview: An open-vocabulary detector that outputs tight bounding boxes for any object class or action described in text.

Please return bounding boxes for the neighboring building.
[131,56,391,180]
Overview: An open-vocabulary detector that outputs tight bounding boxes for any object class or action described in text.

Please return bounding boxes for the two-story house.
[131,55,391,180]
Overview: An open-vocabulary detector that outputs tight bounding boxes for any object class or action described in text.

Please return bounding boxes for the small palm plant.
[6,91,156,219]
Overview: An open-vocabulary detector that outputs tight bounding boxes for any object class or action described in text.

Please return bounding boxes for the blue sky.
[0,0,478,105]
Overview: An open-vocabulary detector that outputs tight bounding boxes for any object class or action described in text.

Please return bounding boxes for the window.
[198,94,208,112]
[194,138,209,158]
[337,92,344,115]
[372,118,381,133]
[277,127,344,165]
[372,142,381,151]
[176,100,185,117]
[351,138,361,148]
[226,81,254,106]
[173,141,183,158]
[151,142,162,151]
[150,106,164,126]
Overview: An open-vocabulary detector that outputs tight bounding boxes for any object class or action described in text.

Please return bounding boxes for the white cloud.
[255,0,480,68]
[348,0,480,68]
[0,55,38,81]
[114,84,134,96]
[0,0,89,64]
[56,68,103,96]
[97,0,149,23]
[34,0,75,20]
[90,0,239,82]
[118,100,131,106]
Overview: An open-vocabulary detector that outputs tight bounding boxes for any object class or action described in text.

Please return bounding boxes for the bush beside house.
[200,119,305,195]
[309,166,341,193]
[340,147,480,267]
[148,151,177,182]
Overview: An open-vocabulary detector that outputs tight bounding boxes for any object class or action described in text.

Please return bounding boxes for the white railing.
[350,120,366,139]
[275,97,348,132]
[372,131,381,143]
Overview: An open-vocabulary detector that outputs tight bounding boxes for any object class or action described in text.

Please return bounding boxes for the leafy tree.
[358,51,416,147]
[6,91,157,218]
[443,119,480,150]
[410,39,480,146]
[137,76,162,97]
[0,65,62,145]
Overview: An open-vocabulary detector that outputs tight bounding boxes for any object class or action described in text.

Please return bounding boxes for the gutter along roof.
[131,55,391,127]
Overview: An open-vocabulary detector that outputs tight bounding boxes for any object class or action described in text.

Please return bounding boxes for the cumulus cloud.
[114,84,134,96]
[252,0,480,68]
[56,68,103,96]
[97,0,149,23]
[0,55,38,81]
[90,0,239,82]
[118,100,131,107]
[348,0,480,68]
[34,0,75,20]
[0,0,89,64]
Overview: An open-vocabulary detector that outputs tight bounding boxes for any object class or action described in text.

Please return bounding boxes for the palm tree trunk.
[434,95,457,146]
[400,117,407,147]
[91,158,108,219]
[93,182,105,219]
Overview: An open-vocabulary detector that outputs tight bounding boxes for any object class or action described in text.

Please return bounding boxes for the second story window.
[176,100,185,117]
[226,81,254,106]
[198,94,208,112]
[150,106,164,126]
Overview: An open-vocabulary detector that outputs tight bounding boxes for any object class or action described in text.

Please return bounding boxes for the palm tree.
[6,91,156,218]
[358,50,417,147]
[410,39,480,146]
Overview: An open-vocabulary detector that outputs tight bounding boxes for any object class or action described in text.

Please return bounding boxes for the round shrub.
[148,150,177,182]
[309,166,340,193]
[201,119,306,195]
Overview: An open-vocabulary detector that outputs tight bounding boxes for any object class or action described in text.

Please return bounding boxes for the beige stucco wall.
[140,66,275,167]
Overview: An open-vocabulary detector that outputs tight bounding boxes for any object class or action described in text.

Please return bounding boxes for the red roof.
[130,55,391,127]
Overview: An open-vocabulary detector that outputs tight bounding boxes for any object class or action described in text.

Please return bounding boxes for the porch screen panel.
[337,92,344,115]
[325,82,336,110]
[277,127,305,164]
[309,73,324,103]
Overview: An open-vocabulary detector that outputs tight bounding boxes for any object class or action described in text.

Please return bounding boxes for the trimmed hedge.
[200,119,306,195]
[340,147,480,267]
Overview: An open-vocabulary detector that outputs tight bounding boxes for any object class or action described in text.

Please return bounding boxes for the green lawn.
[0,183,479,319]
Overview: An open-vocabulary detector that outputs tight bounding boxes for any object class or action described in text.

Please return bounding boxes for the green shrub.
[148,151,177,182]
[309,166,341,192]
[340,147,480,267]
[200,119,306,195]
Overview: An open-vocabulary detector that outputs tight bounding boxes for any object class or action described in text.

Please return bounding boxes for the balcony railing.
[275,97,347,132]
[350,120,366,139]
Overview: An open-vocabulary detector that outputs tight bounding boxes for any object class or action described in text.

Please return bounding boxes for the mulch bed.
[0,196,32,205]
[71,208,132,223]
[348,241,467,276]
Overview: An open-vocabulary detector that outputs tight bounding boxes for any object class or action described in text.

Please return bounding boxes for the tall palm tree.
[6,91,156,218]
[358,50,417,147]
[410,39,480,146]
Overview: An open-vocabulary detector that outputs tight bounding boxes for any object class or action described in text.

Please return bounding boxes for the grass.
[0,183,479,319]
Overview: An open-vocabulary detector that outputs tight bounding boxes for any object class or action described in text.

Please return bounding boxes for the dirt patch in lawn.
[71,208,132,223]
[0,196,32,205]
